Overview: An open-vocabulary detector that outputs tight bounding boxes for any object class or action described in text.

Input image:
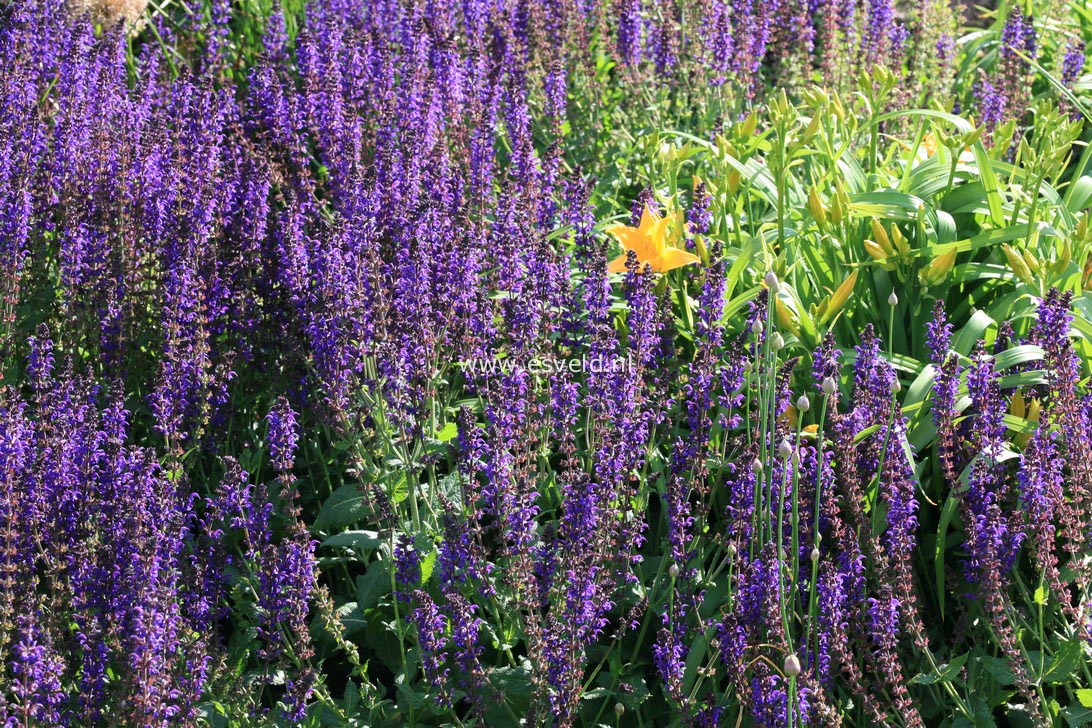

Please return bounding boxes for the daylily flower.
[607,205,701,274]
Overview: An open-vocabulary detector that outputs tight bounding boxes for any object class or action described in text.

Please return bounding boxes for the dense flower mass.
[1,0,1091,725]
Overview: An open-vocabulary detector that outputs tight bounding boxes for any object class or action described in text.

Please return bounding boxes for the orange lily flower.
[607,205,701,274]
[923,132,938,158]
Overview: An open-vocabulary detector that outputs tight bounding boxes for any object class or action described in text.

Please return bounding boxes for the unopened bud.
[751,319,764,335]
[770,332,785,351]
[669,564,680,579]
[821,376,837,396]
[752,459,764,476]
[779,439,793,459]
[765,270,780,293]
[810,548,820,563]
[615,703,625,717]
[727,543,737,557]
[889,378,901,394]
[657,141,676,164]
[796,395,810,413]
[888,291,899,307]
[784,654,802,677]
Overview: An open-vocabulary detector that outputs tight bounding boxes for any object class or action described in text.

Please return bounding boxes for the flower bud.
[752,459,764,475]
[727,543,737,557]
[888,290,899,306]
[796,395,810,412]
[821,376,837,396]
[778,439,793,459]
[669,564,680,579]
[791,450,800,466]
[765,270,780,293]
[810,548,820,563]
[808,186,828,229]
[770,332,785,351]
[751,319,764,335]
[889,378,901,394]
[784,654,802,677]
[657,141,676,164]
[921,249,956,286]
[615,703,625,718]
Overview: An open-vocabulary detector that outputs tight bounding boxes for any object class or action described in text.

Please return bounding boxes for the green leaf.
[486,665,536,721]
[875,108,975,135]
[419,548,438,585]
[972,142,1005,227]
[910,652,968,685]
[314,484,373,532]
[389,474,409,505]
[935,492,958,620]
[1067,177,1092,213]
[952,310,996,356]
[435,421,459,441]
[849,191,930,222]
[321,530,383,552]
[993,345,1044,371]
[336,601,367,636]
[979,655,1016,685]
[356,563,391,611]
[1065,705,1092,727]
[1076,690,1092,709]
[1043,636,1085,684]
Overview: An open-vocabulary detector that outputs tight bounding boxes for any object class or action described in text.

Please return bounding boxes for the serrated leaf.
[322,530,382,551]
[314,484,373,532]
[1044,636,1084,684]
[910,652,968,685]
[980,655,1016,685]
[357,564,391,611]
[1066,703,1092,728]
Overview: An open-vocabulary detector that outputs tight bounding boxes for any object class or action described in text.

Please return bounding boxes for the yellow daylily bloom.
[923,132,938,158]
[607,205,701,274]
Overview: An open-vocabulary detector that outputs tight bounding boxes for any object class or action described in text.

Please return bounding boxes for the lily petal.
[656,247,701,272]
[607,254,631,273]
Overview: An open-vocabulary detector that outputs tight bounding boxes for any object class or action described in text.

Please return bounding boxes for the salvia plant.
[2,0,1092,725]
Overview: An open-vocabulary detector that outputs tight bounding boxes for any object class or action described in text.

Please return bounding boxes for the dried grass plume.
[66,0,149,29]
